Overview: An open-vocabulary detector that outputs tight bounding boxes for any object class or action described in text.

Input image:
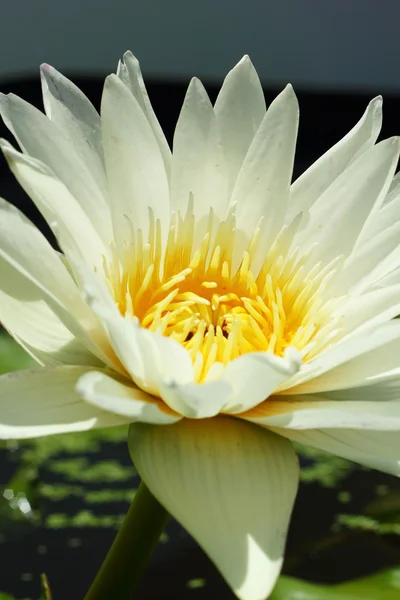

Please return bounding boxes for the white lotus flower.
[1,51,400,599]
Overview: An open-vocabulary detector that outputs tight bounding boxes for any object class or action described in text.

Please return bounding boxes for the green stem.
[84,482,169,600]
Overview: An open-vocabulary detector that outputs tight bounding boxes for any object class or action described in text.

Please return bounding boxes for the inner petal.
[105,203,342,382]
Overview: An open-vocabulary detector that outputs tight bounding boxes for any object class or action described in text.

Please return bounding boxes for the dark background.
[1,77,400,232]
[2,0,400,228]
[1,0,400,93]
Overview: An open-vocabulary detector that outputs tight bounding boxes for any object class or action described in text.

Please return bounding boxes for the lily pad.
[271,568,400,600]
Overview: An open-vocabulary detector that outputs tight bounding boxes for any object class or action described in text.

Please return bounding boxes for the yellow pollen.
[108,205,341,382]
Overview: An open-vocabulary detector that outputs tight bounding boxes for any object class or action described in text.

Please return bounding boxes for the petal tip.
[236,54,254,70]
[284,346,302,370]
[122,50,136,63]
[104,73,120,90]
[282,83,298,103]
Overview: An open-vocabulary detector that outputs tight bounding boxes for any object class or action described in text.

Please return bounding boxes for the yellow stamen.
[107,207,341,382]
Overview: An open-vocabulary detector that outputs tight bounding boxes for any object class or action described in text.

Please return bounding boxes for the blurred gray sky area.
[0,0,398,91]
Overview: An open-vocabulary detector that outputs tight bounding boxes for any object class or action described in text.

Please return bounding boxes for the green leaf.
[0,333,35,374]
[0,594,30,600]
[271,577,339,600]
[271,569,400,600]
[336,568,400,598]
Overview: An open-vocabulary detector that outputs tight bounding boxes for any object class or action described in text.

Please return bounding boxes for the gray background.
[0,0,398,91]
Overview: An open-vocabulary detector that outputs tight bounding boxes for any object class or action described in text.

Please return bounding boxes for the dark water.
[2,338,400,599]
[2,416,400,599]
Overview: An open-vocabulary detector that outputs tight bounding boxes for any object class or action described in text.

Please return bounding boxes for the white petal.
[243,383,400,430]
[81,267,195,394]
[0,198,114,368]
[0,92,111,242]
[357,179,400,245]
[290,324,400,394]
[383,170,400,205]
[106,318,194,396]
[84,265,234,418]
[76,370,180,424]
[159,378,232,418]
[330,219,400,295]
[116,51,171,177]
[331,185,400,295]
[281,319,400,392]
[129,417,299,600]
[1,142,108,271]
[272,427,400,476]
[0,366,129,439]
[288,96,382,223]
[0,256,100,367]
[222,348,301,413]
[214,56,266,195]
[85,274,228,418]
[331,285,400,336]
[171,77,227,223]
[0,197,90,321]
[40,63,107,194]
[294,138,400,264]
[120,323,194,397]
[230,85,299,253]
[101,74,170,246]
[371,267,400,290]
[132,326,194,387]
[334,187,400,294]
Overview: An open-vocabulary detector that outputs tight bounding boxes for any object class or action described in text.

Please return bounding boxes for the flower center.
[107,205,340,382]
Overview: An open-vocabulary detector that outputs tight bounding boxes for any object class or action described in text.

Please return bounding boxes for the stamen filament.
[106,209,343,382]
